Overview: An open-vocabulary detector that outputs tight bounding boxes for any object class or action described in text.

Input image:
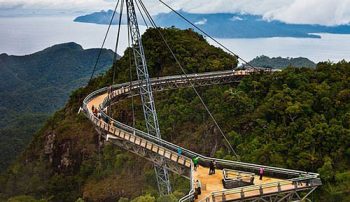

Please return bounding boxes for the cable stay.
[156,0,257,70]
[88,0,121,83]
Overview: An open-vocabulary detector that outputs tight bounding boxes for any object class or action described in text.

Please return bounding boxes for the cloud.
[263,0,350,25]
[1,0,350,25]
[194,18,207,25]
[148,0,350,25]
[0,0,113,11]
[230,16,243,21]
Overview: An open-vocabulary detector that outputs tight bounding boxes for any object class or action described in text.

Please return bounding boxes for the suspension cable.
[112,0,125,85]
[157,0,256,70]
[108,0,125,117]
[127,13,136,128]
[88,0,120,83]
[135,0,149,28]
[138,0,239,159]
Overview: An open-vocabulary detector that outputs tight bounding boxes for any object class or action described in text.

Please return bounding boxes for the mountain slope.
[0,43,116,170]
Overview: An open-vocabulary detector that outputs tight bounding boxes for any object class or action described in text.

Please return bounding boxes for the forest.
[0,43,114,170]
[0,28,349,202]
[248,55,316,69]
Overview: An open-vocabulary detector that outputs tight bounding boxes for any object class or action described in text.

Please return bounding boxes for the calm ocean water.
[1,16,350,62]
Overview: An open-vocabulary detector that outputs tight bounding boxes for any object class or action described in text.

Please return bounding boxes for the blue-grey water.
[1,16,350,63]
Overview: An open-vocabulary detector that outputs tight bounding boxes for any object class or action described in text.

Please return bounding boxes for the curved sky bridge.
[81,69,321,202]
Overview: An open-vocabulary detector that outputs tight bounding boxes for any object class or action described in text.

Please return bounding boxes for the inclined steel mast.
[125,0,171,195]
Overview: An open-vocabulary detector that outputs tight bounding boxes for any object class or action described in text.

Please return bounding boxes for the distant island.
[74,10,139,25]
[249,55,316,69]
[74,10,350,38]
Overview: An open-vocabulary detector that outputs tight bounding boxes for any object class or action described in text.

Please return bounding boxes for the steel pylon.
[125,0,171,195]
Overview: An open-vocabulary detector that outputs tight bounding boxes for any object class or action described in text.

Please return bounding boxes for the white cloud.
[230,16,243,21]
[0,0,113,11]
[194,18,207,25]
[263,0,350,25]
[1,0,350,25]
[148,0,350,25]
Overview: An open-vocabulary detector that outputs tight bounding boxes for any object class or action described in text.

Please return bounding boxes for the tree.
[318,156,335,182]
[130,194,155,202]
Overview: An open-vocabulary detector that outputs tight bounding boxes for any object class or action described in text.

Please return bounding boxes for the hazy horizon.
[1,16,350,63]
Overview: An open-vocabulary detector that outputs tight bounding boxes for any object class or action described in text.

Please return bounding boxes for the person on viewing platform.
[209,160,215,175]
[108,86,113,99]
[177,147,182,157]
[298,174,303,186]
[196,179,202,195]
[259,167,264,180]
[110,120,114,129]
[213,160,217,174]
[95,109,101,119]
[93,108,98,117]
[193,156,199,171]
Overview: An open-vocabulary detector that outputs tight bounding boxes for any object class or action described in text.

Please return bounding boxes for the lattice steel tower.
[125,0,171,195]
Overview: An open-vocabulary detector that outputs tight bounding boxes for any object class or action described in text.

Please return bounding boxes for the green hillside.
[0,28,349,202]
[0,43,115,170]
[249,55,316,69]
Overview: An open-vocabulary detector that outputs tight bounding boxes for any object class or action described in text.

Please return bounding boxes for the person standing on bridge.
[209,160,215,175]
[196,179,202,195]
[259,167,264,180]
[193,156,199,171]
[110,119,114,130]
[108,86,113,99]
[177,147,182,157]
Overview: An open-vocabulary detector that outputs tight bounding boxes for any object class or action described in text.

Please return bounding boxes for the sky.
[0,0,350,25]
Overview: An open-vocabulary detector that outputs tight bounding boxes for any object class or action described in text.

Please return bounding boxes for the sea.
[1,16,350,63]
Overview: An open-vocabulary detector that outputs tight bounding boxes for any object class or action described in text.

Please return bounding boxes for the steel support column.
[125,0,171,195]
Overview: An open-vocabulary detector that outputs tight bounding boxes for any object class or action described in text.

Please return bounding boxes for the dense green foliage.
[0,43,115,170]
[249,55,316,69]
[1,27,349,202]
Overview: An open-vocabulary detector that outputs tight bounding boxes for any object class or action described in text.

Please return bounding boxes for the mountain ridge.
[0,42,116,170]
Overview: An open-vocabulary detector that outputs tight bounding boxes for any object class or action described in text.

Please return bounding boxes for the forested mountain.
[0,28,349,202]
[0,43,115,171]
[249,55,316,68]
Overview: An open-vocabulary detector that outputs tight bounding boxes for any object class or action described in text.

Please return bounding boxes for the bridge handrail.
[199,181,291,202]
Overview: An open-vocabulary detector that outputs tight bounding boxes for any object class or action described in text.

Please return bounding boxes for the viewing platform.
[193,165,316,202]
